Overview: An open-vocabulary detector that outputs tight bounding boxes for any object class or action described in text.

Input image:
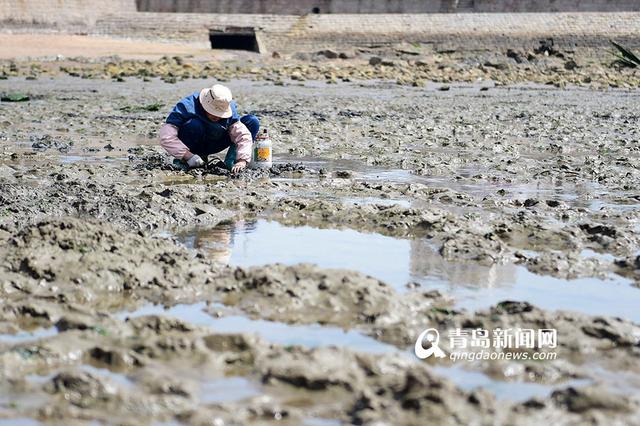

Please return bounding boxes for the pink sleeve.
[159,123,191,159]
[228,121,252,163]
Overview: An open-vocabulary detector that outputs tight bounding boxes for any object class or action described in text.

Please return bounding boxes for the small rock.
[506,49,524,63]
[422,290,442,298]
[552,386,631,413]
[579,223,617,238]
[564,60,578,70]
[492,301,534,314]
[317,49,339,59]
[156,189,173,198]
[290,71,305,81]
[335,170,353,178]
[483,61,509,70]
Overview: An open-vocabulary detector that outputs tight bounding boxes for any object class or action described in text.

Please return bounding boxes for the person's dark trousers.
[177,115,260,165]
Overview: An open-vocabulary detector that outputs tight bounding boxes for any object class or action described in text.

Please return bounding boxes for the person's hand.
[231,160,247,173]
[186,154,205,168]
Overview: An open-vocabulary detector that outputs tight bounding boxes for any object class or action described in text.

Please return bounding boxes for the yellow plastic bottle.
[251,128,273,169]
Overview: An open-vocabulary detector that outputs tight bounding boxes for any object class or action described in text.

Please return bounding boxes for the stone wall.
[135,0,448,14]
[135,0,640,14]
[0,0,136,26]
[465,0,640,12]
[2,1,638,55]
[93,12,640,53]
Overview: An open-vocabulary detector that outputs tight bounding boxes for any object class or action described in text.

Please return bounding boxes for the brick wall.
[135,0,640,13]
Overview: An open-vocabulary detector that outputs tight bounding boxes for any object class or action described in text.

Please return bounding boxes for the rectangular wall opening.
[209,27,260,52]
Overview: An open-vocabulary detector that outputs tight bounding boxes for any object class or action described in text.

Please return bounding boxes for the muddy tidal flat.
[1,75,640,425]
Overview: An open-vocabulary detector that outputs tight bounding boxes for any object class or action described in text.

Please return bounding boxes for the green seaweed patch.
[431,307,457,315]
[1,93,30,102]
[93,326,109,336]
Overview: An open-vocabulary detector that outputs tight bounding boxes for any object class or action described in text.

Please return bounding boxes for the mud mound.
[217,264,406,326]
[4,218,217,292]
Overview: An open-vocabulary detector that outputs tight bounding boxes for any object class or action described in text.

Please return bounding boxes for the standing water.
[174,219,640,323]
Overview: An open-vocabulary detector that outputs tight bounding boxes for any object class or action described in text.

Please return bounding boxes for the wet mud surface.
[1,76,640,425]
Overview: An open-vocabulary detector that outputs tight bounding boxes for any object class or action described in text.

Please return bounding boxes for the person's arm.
[159,123,193,159]
[228,121,253,169]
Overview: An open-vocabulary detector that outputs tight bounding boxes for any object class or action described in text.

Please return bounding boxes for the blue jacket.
[166,92,240,138]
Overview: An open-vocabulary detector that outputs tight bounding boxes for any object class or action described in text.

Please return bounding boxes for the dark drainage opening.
[209,27,260,52]
[311,7,320,13]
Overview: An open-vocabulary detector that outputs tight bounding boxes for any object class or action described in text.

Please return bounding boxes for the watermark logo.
[414,327,558,361]
[414,328,447,359]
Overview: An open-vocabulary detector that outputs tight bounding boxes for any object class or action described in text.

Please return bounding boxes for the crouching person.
[159,84,259,172]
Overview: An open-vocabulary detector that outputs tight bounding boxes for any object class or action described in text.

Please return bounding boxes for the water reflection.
[118,302,397,354]
[409,239,518,289]
[433,365,591,402]
[173,219,640,322]
[179,221,242,264]
[178,219,419,289]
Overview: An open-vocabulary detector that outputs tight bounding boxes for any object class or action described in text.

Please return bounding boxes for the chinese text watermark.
[415,327,558,362]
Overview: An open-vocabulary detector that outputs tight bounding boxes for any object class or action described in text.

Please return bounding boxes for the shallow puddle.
[342,196,411,208]
[303,419,341,426]
[272,189,411,209]
[199,376,260,404]
[117,302,398,355]
[59,154,124,164]
[80,365,134,388]
[174,219,640,323]
[0,382,50,424]
[433,365,591,402]
[586,365,640,396]
[0,419,41,426]
[277,156,636,212]
[113,302,604,404]
[0,327,58,345]
[442,265,640,322]
[580,248,616,262]
[114,302,596,404]
[589,200,640,212]
[26,365,134,389]
[177,220,417,290]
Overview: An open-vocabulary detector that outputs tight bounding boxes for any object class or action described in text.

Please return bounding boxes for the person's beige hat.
[199,84,233,118]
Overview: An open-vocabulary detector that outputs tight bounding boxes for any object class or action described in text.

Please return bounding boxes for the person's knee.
[241,114,260,136]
